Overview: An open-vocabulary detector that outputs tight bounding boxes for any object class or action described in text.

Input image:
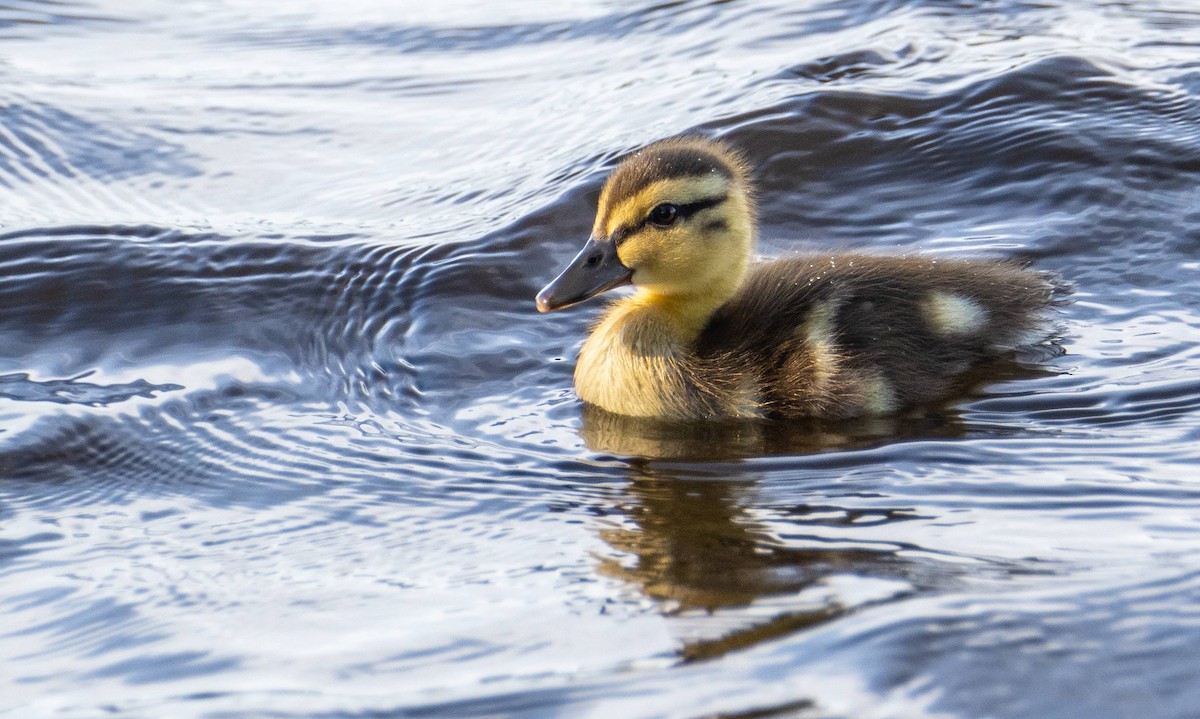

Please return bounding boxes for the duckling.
[535,136,1064,421]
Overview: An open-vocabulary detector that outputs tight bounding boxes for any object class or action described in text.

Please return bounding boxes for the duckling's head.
[536,137,755,317]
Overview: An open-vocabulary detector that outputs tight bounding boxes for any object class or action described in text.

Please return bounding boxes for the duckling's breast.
[575,306,676,418]
[575,299,762,420]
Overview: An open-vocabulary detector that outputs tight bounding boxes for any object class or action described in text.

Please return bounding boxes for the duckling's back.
[696,254,1065,419]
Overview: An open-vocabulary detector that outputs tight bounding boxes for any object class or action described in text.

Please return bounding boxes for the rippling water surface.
[2,1,1200,717]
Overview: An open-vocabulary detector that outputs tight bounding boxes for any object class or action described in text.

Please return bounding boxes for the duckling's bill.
[536,236,632,313]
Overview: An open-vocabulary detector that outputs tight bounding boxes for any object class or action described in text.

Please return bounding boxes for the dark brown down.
[694,254,1065,419]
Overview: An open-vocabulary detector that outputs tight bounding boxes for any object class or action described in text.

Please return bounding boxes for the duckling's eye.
[648,203,678,228]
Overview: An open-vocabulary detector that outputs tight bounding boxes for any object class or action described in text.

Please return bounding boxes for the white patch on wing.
[922,292,988,336]
[861,373,897,415]
[804,300,840,392]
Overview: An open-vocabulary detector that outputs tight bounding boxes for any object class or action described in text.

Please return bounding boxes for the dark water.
[2,1,1200,717]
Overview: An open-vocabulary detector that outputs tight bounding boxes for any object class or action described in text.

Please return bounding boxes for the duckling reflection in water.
[537,136,1066,421]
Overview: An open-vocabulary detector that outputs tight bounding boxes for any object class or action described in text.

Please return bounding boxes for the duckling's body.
[537,137,1063,421]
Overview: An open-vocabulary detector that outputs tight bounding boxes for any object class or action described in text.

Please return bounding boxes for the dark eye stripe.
[611,194,728,245]
[672,194,727,221]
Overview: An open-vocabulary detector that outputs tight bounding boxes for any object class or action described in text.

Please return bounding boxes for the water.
[1,1,1199,717]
